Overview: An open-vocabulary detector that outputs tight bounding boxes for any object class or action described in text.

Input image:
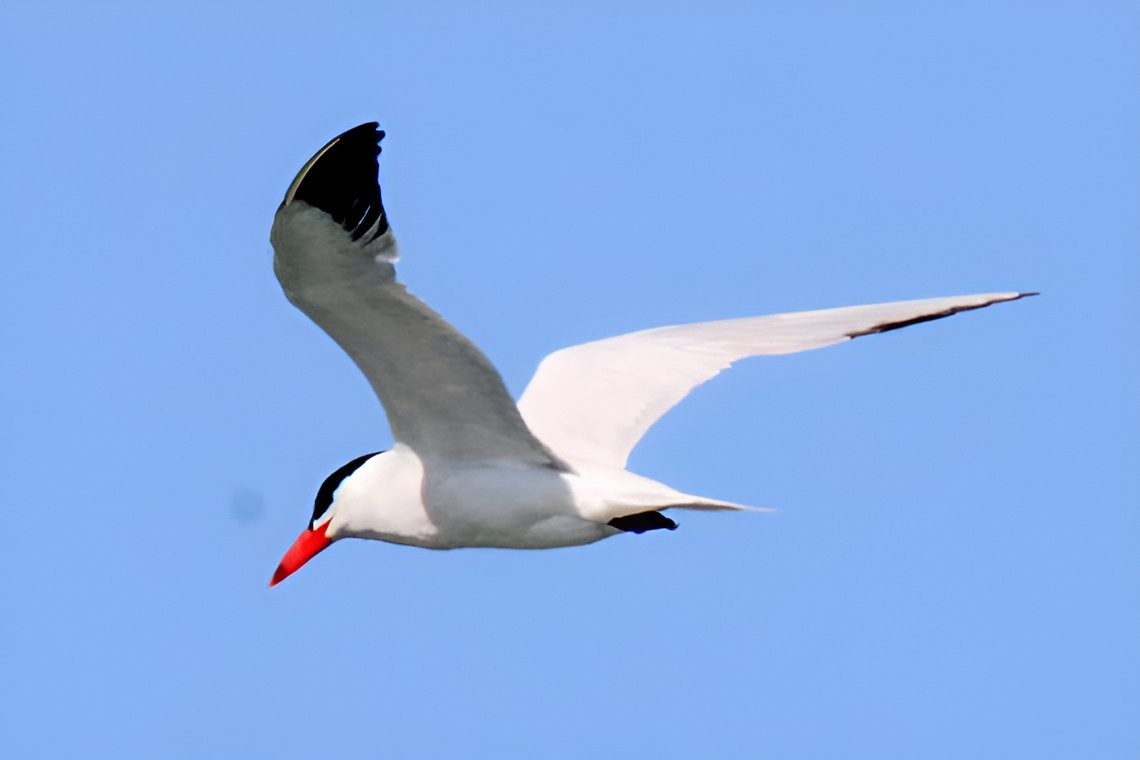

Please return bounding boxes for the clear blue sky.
[4,2,1137,757]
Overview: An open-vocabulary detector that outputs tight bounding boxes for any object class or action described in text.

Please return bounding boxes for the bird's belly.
[421,463,612,549]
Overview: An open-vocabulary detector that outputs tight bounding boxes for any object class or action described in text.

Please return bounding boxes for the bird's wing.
[271,123,565,468]
[518,292,1034,468]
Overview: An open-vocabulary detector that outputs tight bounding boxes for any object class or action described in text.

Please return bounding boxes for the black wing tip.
[286,122,389,242]
[335,121,386,150]
[845,291,1037,339]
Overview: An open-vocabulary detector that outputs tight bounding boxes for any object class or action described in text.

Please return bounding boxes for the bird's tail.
[663,495,773,513]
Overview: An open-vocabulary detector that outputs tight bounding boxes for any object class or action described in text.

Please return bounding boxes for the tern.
[269,122,1032,586]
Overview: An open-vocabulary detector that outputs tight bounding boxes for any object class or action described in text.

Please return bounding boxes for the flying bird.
[269,122,1032,586]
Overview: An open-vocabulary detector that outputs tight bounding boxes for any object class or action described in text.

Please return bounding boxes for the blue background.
[4,2,1137,757]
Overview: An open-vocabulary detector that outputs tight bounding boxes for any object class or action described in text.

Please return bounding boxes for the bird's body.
[332,442,674,549]
[332,444,730,550]
[268,122,1032,585]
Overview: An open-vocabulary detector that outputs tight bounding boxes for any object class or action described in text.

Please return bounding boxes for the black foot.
[608,511,677,534]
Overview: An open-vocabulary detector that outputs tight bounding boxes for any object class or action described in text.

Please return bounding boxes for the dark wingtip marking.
[288,122,389,242]
[846,292,1035,339]
[608,511,678,534]
[310,451,382,528]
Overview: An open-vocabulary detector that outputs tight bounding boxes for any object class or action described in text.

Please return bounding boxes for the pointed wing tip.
[282,122,389,241]
[846,291,1036,339]
[336,121,386,147]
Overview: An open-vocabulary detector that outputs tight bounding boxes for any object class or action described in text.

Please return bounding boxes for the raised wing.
[518,292,1034,468]
[271,123,565,468]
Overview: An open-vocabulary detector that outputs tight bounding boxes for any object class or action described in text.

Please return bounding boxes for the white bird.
[269,122,1032,586]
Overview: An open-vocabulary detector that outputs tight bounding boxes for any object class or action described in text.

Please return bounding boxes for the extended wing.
[517,292,1033,468]
[271,123,564,468]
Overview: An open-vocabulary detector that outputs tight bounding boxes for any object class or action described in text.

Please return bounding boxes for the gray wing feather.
[272,203,565,468]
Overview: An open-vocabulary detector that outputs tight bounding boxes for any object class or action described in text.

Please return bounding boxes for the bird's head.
[269,452,380,586]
